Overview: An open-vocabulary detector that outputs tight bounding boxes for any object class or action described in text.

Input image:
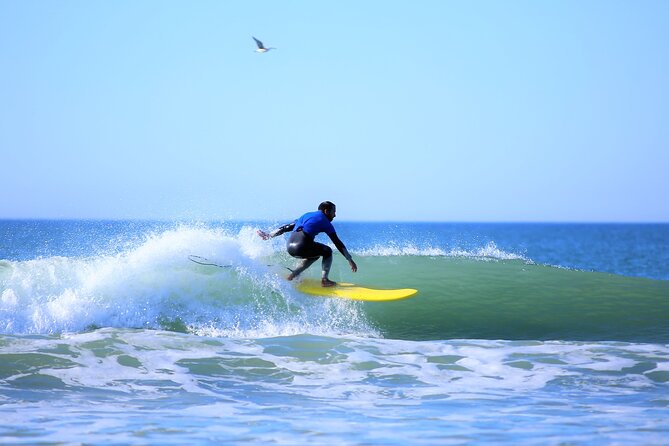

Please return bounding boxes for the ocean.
[1,220,668,444]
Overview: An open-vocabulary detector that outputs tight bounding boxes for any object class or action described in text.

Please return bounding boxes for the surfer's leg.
[320,245,336,287]
[287,257,319,280]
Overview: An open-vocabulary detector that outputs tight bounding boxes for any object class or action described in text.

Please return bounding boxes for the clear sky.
[1,1,668,222]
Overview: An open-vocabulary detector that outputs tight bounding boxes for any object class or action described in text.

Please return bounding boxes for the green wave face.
[355,257,669,342]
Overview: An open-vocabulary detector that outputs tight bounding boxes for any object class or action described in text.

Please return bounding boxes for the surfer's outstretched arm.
[257,222,295,240]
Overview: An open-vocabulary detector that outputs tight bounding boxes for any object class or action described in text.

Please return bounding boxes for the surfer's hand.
[257,230,271,240]
[349,259,358,273]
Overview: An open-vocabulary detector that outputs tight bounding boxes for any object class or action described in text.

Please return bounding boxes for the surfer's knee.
[322,245,332,258]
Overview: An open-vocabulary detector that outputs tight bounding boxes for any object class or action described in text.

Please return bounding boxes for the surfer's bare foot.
[321,278,337,287]
[287,273,296,281]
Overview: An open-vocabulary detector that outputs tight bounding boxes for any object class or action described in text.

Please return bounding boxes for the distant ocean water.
[1,220,668,444]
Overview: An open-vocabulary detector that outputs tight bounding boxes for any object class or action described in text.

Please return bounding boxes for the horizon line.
[1,217,668,225]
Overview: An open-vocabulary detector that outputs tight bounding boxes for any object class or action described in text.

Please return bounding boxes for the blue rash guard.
[293,211,335,238]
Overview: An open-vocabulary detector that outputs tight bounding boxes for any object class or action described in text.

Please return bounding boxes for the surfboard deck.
[295,279,418,302]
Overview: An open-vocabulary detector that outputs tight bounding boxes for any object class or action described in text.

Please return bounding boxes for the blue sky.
[1,1,668,222]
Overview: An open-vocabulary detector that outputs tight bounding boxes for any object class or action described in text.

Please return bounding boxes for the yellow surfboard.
[296,279,418,302]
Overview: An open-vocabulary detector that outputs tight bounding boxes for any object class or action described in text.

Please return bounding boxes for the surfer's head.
[318,201,336,221]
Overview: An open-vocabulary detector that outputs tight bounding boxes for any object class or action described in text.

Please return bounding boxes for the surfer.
[257,201,358,287]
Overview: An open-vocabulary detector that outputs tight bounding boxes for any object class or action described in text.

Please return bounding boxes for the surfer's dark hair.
[318,201,336,212]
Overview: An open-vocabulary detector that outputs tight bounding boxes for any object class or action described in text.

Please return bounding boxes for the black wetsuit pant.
[286,230,332,278]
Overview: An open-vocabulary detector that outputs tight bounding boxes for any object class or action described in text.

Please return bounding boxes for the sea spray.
[0,226,377,337]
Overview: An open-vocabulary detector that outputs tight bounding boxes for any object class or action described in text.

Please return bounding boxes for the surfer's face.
[325,206,336,221]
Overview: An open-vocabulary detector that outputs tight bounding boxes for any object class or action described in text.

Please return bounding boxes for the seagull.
[252,36,275,53]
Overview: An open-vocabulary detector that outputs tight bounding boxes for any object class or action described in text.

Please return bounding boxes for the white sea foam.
[0,226,374,337]
[2,329,668,444]
[3,330,667,403]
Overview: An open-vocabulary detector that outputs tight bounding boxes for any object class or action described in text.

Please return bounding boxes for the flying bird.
[252,36,275,53]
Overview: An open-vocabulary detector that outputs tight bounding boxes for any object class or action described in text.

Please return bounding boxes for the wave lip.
[357,241,528,261]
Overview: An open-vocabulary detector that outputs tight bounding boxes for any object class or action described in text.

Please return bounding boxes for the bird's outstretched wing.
[252,36,265,49]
